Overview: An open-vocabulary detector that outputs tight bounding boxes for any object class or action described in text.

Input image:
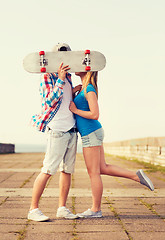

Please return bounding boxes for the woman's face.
[75,72,82,76]
[75,72,86,77]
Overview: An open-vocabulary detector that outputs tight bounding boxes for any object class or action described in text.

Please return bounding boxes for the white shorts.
[41,128,78,175]
[81,128,104,148]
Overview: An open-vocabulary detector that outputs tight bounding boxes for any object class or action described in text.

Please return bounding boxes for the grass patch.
[71,175,79,239]
[0,197,9,206]
[138,198,165,221]
[105,197,133,240]
[106,154,165,174]
[17,229,27,240]
[16,220,30,240]
[131,159,165,174]
[19,173,36,188]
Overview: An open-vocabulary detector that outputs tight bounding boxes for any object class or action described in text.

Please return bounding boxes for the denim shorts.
[81,128,104,148]
[41,128,78,175]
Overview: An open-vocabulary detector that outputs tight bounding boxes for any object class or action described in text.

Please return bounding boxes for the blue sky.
[0,0,165,145]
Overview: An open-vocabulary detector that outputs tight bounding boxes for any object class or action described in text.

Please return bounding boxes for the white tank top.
[48,79,75,131]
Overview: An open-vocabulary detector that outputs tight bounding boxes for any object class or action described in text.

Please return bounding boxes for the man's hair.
[52,43,71,52]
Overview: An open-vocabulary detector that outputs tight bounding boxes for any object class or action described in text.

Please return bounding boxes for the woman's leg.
[83,146,103,212]
[100,145,140,182]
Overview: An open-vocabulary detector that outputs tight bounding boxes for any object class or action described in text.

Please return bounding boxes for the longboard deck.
[23,51,106,73]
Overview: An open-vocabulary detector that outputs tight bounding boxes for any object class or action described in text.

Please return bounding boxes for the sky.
[0,0,165,146]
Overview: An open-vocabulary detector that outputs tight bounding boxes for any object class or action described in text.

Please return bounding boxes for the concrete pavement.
[0,152,165,240]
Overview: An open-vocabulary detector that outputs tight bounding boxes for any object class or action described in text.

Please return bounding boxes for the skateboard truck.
[82,50,91,71]
[39,51,48,72]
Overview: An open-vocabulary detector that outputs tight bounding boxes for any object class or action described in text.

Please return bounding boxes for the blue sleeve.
[86,84,97,94]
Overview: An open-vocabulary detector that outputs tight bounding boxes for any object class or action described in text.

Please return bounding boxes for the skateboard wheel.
[39,51,45,56]
[40,67,46,72]
[85,50,90,54]
[44,74,47,80]
[85,66,91,71]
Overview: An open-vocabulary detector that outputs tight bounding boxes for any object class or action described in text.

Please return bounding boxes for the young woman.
[69,71,154,218]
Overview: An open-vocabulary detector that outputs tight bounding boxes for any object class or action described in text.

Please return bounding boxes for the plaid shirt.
[31,72,73,132]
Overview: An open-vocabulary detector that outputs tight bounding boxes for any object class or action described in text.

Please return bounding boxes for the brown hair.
[83,72,98,98]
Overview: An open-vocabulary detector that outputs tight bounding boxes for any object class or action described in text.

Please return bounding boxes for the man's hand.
[73,84,82,94]
[58,63,70,81]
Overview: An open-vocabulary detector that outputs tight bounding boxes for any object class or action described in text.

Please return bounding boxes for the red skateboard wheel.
[40,67,46,72]
[39,51,45,55]
[44,74,47,80]
[85,66,91,71]
[85,50,90,54]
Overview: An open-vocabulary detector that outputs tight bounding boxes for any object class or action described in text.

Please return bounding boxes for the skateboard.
[23,50,106,73]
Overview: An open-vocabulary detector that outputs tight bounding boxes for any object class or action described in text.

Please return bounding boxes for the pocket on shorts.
[52,131,64,138]
[81,135,90,146]
[95,128,104,142]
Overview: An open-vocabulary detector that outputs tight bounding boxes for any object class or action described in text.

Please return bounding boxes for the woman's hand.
[70,92,99,120]
[58,62,70,81]
[69,101,78,114]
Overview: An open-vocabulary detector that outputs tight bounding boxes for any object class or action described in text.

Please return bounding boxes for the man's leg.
[56,171,78,219]
[56,132,78,219]
[28,172,51,221]
[58,171,71,207]
[58,132,77,208]
[30,172,51,210]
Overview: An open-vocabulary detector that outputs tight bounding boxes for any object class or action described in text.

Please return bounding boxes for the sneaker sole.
[81,216,102,218]
[77,214,102,218]
[65,216,79,219]
[28,217,50,222]
[56,215,79,219]
[139,170,154,191]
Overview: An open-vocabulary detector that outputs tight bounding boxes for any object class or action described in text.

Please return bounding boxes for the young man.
[28,43,78,221]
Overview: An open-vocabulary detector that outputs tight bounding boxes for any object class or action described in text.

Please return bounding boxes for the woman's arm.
[69,91,99,120]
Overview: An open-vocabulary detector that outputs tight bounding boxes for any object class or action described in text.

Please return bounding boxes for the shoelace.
[37,210,44,216]
[64,208,72,214]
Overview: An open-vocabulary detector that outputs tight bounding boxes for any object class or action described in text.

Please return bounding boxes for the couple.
[28,43,154,222]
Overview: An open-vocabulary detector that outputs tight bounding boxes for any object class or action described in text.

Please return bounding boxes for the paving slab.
[0,152,165,240]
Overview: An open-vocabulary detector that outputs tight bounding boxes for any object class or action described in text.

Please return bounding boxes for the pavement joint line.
[71,196,78,239]
[114,178,127,188]
[138,197,165,222]
[0,172,16,184]
[0,168,87,173]
[16,220,30,240]
[0,188,164,197]
[0,169,41,173]
[105,196,133,240]
[156,176,165,182]
[19,172,36,188]
[8,162,25,169]
[0,196,9,206]
[71,174,79,239]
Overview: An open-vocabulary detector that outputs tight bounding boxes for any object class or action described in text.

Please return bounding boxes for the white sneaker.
[77,209,102,218]
[28,208,50,222]
[136,169,154,191]
[56,207,78,219]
